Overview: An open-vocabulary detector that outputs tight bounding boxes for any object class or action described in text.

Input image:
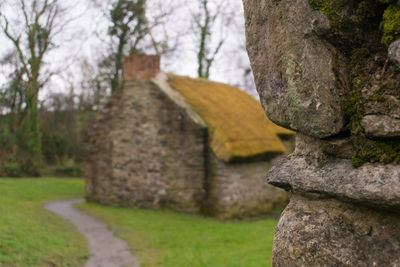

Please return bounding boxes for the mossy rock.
[381,1,400,45]
[308,0,400,167]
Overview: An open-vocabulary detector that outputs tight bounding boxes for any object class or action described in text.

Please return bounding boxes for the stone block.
[273,195,400,266]
[389,39,400,68]
[361,115,400,138]
[243,0,347,138]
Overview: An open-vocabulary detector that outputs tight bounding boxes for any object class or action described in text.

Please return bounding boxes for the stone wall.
[207,153,288,220]
[243,0,400,265]
[86,81,206,212]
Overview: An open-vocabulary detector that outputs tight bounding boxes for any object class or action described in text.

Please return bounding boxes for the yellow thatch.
[167,74,294,162]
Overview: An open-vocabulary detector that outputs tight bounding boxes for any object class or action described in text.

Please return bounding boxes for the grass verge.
[0,178,88,267]
[78,202,277,267]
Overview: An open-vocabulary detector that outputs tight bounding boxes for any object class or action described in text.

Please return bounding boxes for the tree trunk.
[26,78,41,175]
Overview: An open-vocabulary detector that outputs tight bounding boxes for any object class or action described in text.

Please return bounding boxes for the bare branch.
[1,17,29,77]
[205,39,224,78]
[20,0,30,28]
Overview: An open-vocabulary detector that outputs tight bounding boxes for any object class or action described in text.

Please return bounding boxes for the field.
[78,203,277,267]
[0,178,277,267]
[0,178,88,267]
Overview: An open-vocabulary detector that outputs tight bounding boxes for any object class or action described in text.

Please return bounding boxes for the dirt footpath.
[44,199,139,267]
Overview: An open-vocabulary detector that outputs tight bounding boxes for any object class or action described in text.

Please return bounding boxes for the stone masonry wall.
[86,81,206,213]
[207,153,288,220]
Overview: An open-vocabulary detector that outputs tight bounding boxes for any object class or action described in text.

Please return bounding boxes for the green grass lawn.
[0,178,88,267]
[78,203,277,267]
[0,178,277,267]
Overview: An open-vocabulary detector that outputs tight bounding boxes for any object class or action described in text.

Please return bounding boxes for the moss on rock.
[308,0,400,167]
[381,3,400,45]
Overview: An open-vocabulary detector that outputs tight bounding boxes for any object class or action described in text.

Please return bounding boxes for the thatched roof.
[166,74,294,162]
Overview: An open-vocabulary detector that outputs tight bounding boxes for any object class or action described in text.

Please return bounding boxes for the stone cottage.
[85,54,294,219]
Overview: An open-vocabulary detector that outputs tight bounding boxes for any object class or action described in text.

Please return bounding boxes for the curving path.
[44,199,139,267]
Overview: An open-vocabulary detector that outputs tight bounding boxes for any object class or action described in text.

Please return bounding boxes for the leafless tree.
[191,0,232,79]
[77,58,110,111]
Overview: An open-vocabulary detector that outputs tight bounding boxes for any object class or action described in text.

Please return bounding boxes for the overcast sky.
[0,0,257,103]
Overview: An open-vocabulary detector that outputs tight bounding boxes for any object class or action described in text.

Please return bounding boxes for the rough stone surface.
[320,137,353,159]
[293,132,353,159]
[267,154,400,209]
[273,194,400,267]
[364,93,400,119]
[389,39,400,68]
[361,115,400,138]
[86,81,206,213]
[208,153,287,220]
[242,0,400,265]
[243,0,347,138]
[266,132,400,265]
[266,133,400,208]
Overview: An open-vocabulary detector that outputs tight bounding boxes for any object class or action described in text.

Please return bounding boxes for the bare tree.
[0,0,64,171]
[77,58,110,111]
[192,0,230,79]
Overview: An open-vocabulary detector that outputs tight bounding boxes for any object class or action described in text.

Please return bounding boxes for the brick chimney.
[123,54,160,81]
